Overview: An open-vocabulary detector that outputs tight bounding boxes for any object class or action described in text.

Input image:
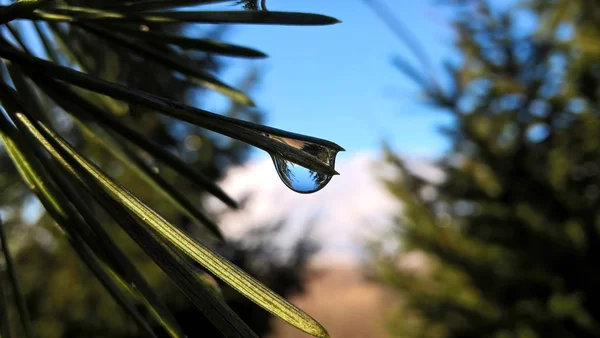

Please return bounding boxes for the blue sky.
[8,0,460,160]
[202,0,459,160]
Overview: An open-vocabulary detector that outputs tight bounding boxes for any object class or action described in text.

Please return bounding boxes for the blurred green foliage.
[375,0,600,337]
[0,1,319,337]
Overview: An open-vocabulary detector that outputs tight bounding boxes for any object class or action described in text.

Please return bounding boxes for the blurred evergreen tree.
[374,0,600,337]
[0,1,322,337]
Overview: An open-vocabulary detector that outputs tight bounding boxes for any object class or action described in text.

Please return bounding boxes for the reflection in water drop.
[267,135,341,193]
[270,155,334,193]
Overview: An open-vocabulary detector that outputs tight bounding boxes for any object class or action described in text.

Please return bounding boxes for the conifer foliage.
[377,1,600,337]
[0,1,342,337]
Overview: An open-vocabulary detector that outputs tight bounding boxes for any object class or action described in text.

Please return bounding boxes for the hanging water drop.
[270,155,334,193]
[267,135,341,193]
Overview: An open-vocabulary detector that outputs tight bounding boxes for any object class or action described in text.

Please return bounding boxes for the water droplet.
[271,155,333,193]
[267,136,340,194]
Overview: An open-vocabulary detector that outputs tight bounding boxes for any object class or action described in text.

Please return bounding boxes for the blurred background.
[3,0,600,337]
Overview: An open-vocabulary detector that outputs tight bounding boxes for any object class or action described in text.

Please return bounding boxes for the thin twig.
[0,215,33,338]
[362,0,444,98]
[0,262,11,338]
[362,0,433,71]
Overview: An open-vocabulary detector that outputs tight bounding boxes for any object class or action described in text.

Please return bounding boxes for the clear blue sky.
[201,0,459,160]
